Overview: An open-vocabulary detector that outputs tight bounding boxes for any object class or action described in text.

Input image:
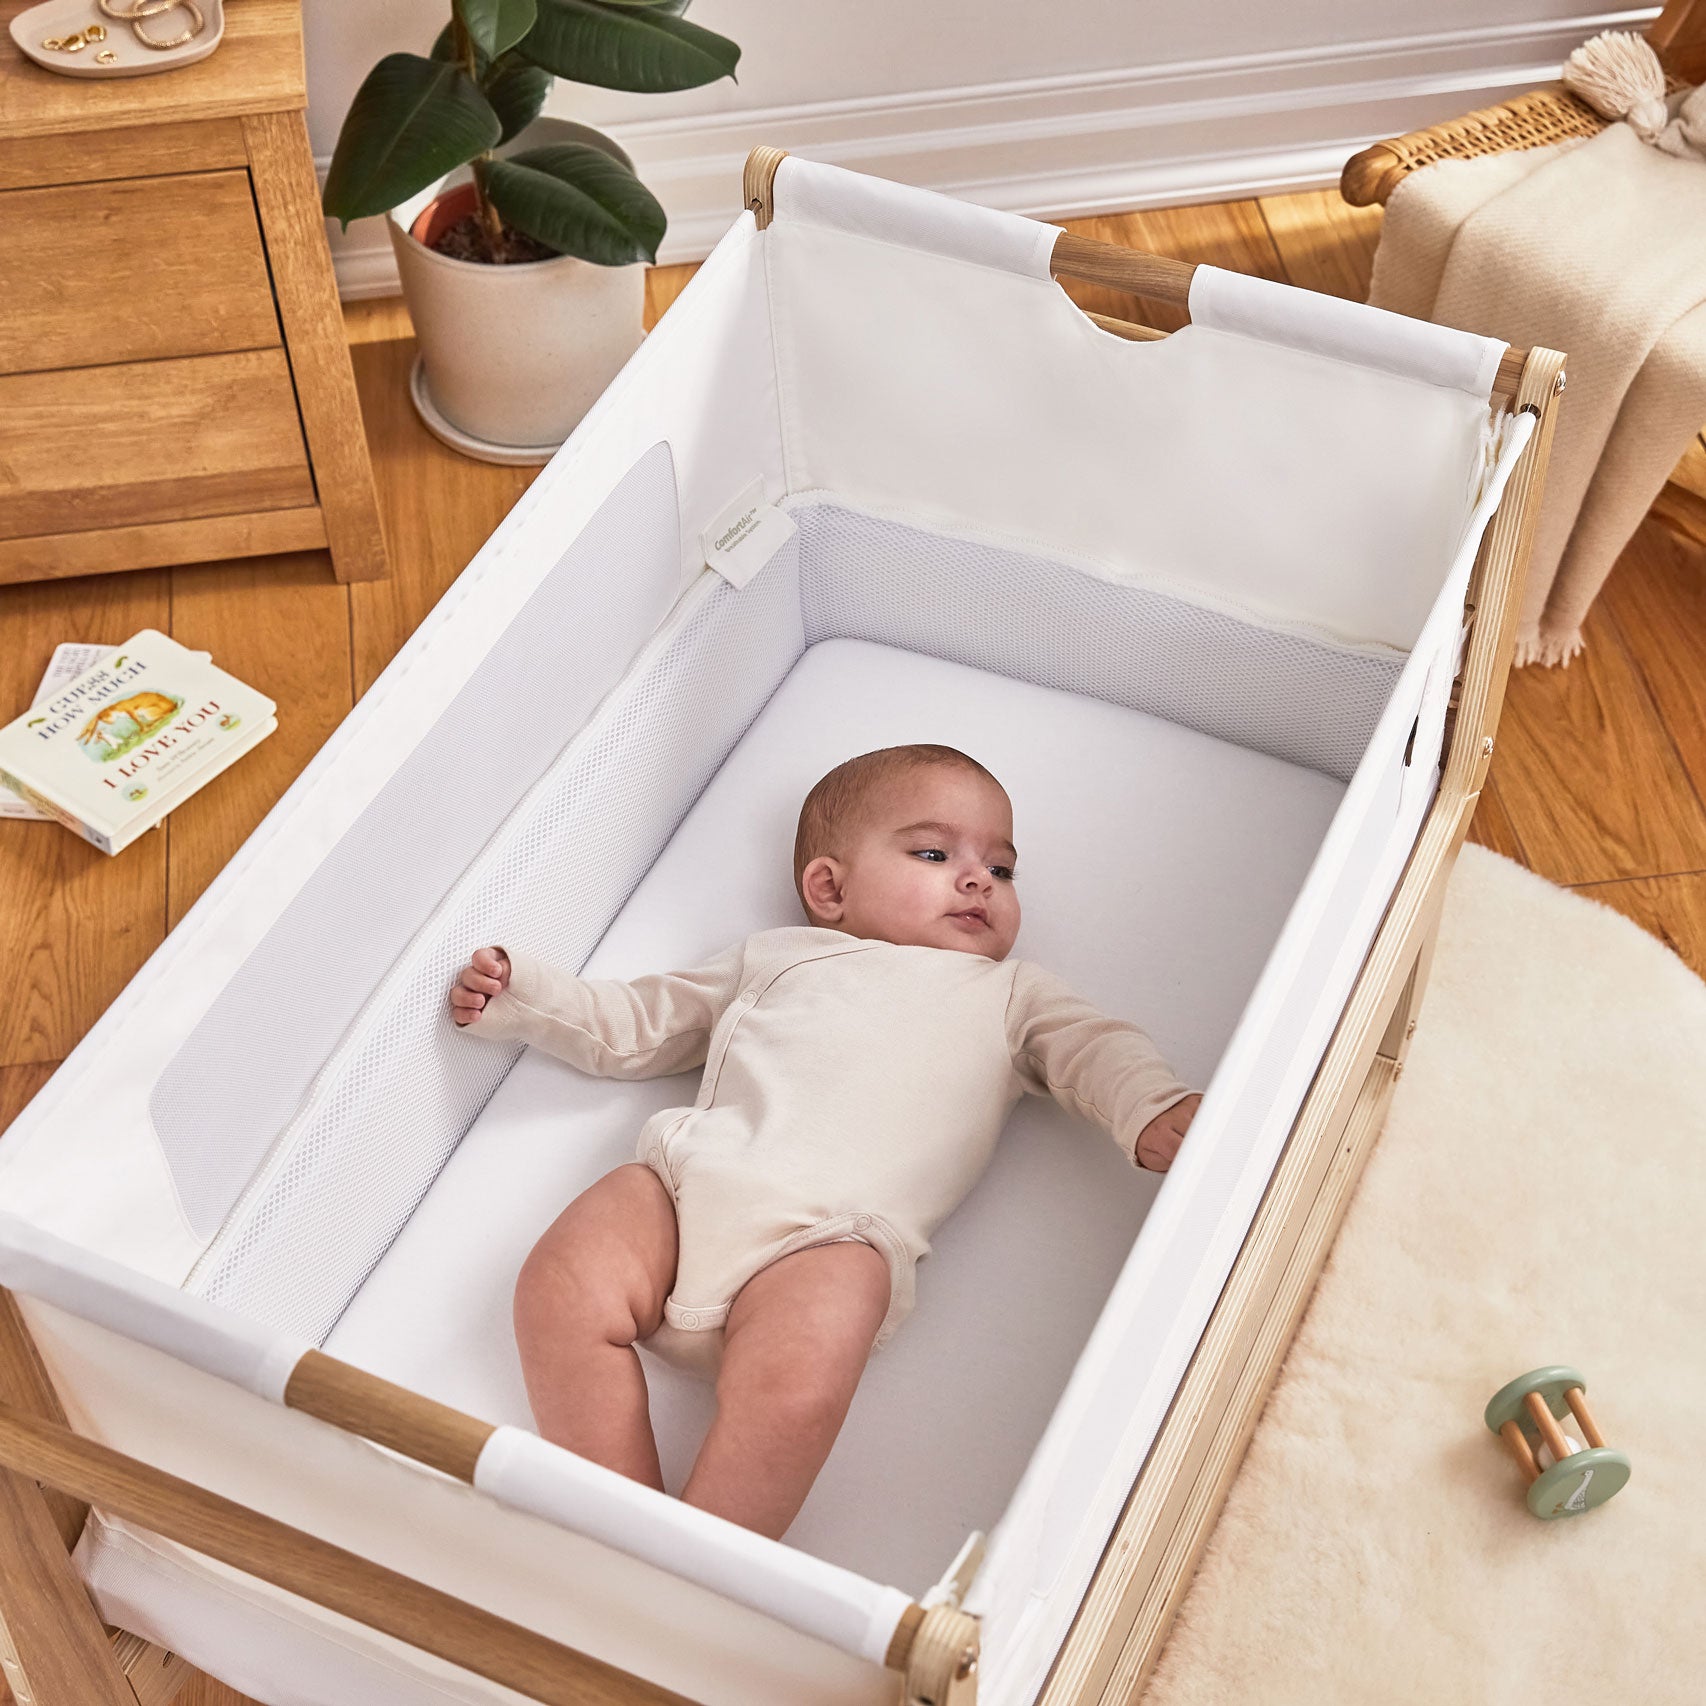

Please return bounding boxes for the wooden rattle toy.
[1484,1365,1631,1519]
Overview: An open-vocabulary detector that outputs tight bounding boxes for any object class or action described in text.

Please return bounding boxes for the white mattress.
[323,637,1343,1597]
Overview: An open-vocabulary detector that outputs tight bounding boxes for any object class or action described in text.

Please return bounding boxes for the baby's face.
[801,767,1021,960]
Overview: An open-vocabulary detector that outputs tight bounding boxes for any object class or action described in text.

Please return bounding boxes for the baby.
[450,744,1199,1539]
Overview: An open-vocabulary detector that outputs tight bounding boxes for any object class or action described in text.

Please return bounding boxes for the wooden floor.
[1,187,1704,1706]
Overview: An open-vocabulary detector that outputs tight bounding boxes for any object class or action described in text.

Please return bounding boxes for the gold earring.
[87,22,107,40]
[97,47,116,60]
[41,35,62,47]
[62,31,88,50]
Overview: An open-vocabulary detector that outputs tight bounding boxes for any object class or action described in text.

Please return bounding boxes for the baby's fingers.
[471,946,509,982]
[460,968,504,997]
[449,985,487,1026]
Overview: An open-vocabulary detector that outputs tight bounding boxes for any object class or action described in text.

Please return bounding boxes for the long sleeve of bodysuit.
[469,941,746,1079]
[1005,961,1196,1167]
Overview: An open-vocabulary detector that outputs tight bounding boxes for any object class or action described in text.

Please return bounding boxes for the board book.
[0,631,275,855]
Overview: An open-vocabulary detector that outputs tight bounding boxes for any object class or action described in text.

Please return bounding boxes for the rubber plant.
[322,0,741,266]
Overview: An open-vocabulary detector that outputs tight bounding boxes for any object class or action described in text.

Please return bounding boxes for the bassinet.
[0,149,1562,1706]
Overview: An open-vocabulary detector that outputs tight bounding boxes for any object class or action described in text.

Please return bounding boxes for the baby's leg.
[512,1162,678,1491]
[681,1241,890,1539]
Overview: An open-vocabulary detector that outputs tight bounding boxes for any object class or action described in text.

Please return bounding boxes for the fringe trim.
[1513,624,1586,667]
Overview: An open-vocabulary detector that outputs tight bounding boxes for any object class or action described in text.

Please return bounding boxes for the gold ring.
[100,0,183,17]
[97,47,117,61]
[131,0,204,48]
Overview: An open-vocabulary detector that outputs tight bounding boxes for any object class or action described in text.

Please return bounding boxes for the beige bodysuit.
[475,927,1192,1379]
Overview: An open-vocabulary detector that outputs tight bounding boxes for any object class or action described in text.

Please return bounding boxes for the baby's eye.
[989,865,1015,882]
[912,848,947,863]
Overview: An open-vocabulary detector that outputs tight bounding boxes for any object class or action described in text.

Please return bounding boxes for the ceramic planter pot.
[388,119,647,464]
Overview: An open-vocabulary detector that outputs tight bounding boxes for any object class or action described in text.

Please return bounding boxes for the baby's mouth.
[948,906,989,928]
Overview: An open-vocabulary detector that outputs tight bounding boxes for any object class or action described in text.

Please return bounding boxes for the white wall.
[307,0,1655,295]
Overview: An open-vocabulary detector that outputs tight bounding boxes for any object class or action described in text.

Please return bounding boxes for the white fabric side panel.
[79,1515,549,1706]
[151,443,684,1245]
[772,154,1057,279]
[192,549,807,1342]
[0,214,783,1281]
[24,1301,896,1706]
[0,1213,307,1402]
[790,496,1401,783]
[966,553,1485,1701]
[475,1429,910,1668]
[1188,266,1505,397]
[766,219,1488,651]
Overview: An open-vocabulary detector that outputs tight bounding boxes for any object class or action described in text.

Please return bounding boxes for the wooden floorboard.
[0,570,172,1067]
[163,552,355,929]
[1596,520,1706,807]
[1258,188,1383,302]
[0,187,1704,1706]
[1570,871,1706,976]
[1491,596,1706,885]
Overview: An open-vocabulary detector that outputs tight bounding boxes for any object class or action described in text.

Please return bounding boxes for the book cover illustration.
[0,641,111,819]
[0,631,274,848]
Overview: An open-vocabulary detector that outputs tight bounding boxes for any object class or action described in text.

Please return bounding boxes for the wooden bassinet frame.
[0,148,1564,1706]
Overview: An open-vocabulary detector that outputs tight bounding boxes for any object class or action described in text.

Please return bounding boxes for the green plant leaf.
[454,0,537,61]
[429,22,487,72]
[484,51,554,143]
[521,0,738,92]
[485,142,667,263]
[322,54,502,224]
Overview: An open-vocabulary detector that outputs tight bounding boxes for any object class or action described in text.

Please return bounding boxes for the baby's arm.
[1006,962,1201,1172]
[449,940,746,1079]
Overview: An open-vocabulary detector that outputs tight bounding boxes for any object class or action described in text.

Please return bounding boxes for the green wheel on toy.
[1484,1364,1630,1518]
[1527,1446,1632,1519]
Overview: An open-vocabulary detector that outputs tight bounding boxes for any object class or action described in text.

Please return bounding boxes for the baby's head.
[793,746,1019,960]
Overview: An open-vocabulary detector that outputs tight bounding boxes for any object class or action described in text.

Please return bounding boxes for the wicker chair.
[1340,0,1706,552]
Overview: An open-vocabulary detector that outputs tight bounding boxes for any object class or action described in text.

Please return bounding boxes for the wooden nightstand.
[0,0,388,585]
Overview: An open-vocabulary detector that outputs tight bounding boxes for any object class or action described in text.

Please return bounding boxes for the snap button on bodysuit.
[739,988,759,1006]
[854,1214,872,1231]
[681,1311,699,1328]
[647,1147,662,1165]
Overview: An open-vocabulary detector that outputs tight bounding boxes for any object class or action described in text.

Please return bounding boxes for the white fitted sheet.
[322,637,1343,1597]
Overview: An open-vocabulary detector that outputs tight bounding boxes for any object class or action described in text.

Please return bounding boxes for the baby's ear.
[799,855,846,924]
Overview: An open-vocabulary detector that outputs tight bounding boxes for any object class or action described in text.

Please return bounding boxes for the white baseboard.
[329,7,1652,299]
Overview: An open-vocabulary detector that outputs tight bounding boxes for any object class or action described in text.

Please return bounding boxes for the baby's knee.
[513,1242,644,1348]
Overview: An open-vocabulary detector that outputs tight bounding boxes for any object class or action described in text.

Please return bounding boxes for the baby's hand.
[450,947,510,1026]
[1136,1093,1202,1172]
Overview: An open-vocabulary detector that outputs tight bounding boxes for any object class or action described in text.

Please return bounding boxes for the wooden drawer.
[0,119,250,191]
[0,348,314,540]
[0,170,280,376]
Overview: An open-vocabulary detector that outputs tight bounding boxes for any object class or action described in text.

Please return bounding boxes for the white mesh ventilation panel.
[795,499,1402,783]
[193,548,807,1337]
[150,445,686,1242]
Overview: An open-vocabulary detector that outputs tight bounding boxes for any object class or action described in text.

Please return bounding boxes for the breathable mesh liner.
[151,444,682,1241]
[794,502,1402,784]
[198,553,806,1334]
[181,496,1411,1340]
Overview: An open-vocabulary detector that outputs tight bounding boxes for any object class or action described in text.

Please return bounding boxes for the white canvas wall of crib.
[0,152,1533,1706]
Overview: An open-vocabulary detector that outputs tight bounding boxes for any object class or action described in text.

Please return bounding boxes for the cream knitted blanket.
[1369,122,1706,664]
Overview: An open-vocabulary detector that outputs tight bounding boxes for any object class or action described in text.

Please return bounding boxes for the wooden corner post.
[743,146,788,230]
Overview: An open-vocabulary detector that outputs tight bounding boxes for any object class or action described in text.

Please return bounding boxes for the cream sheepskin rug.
[1144,845,1706,1704]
